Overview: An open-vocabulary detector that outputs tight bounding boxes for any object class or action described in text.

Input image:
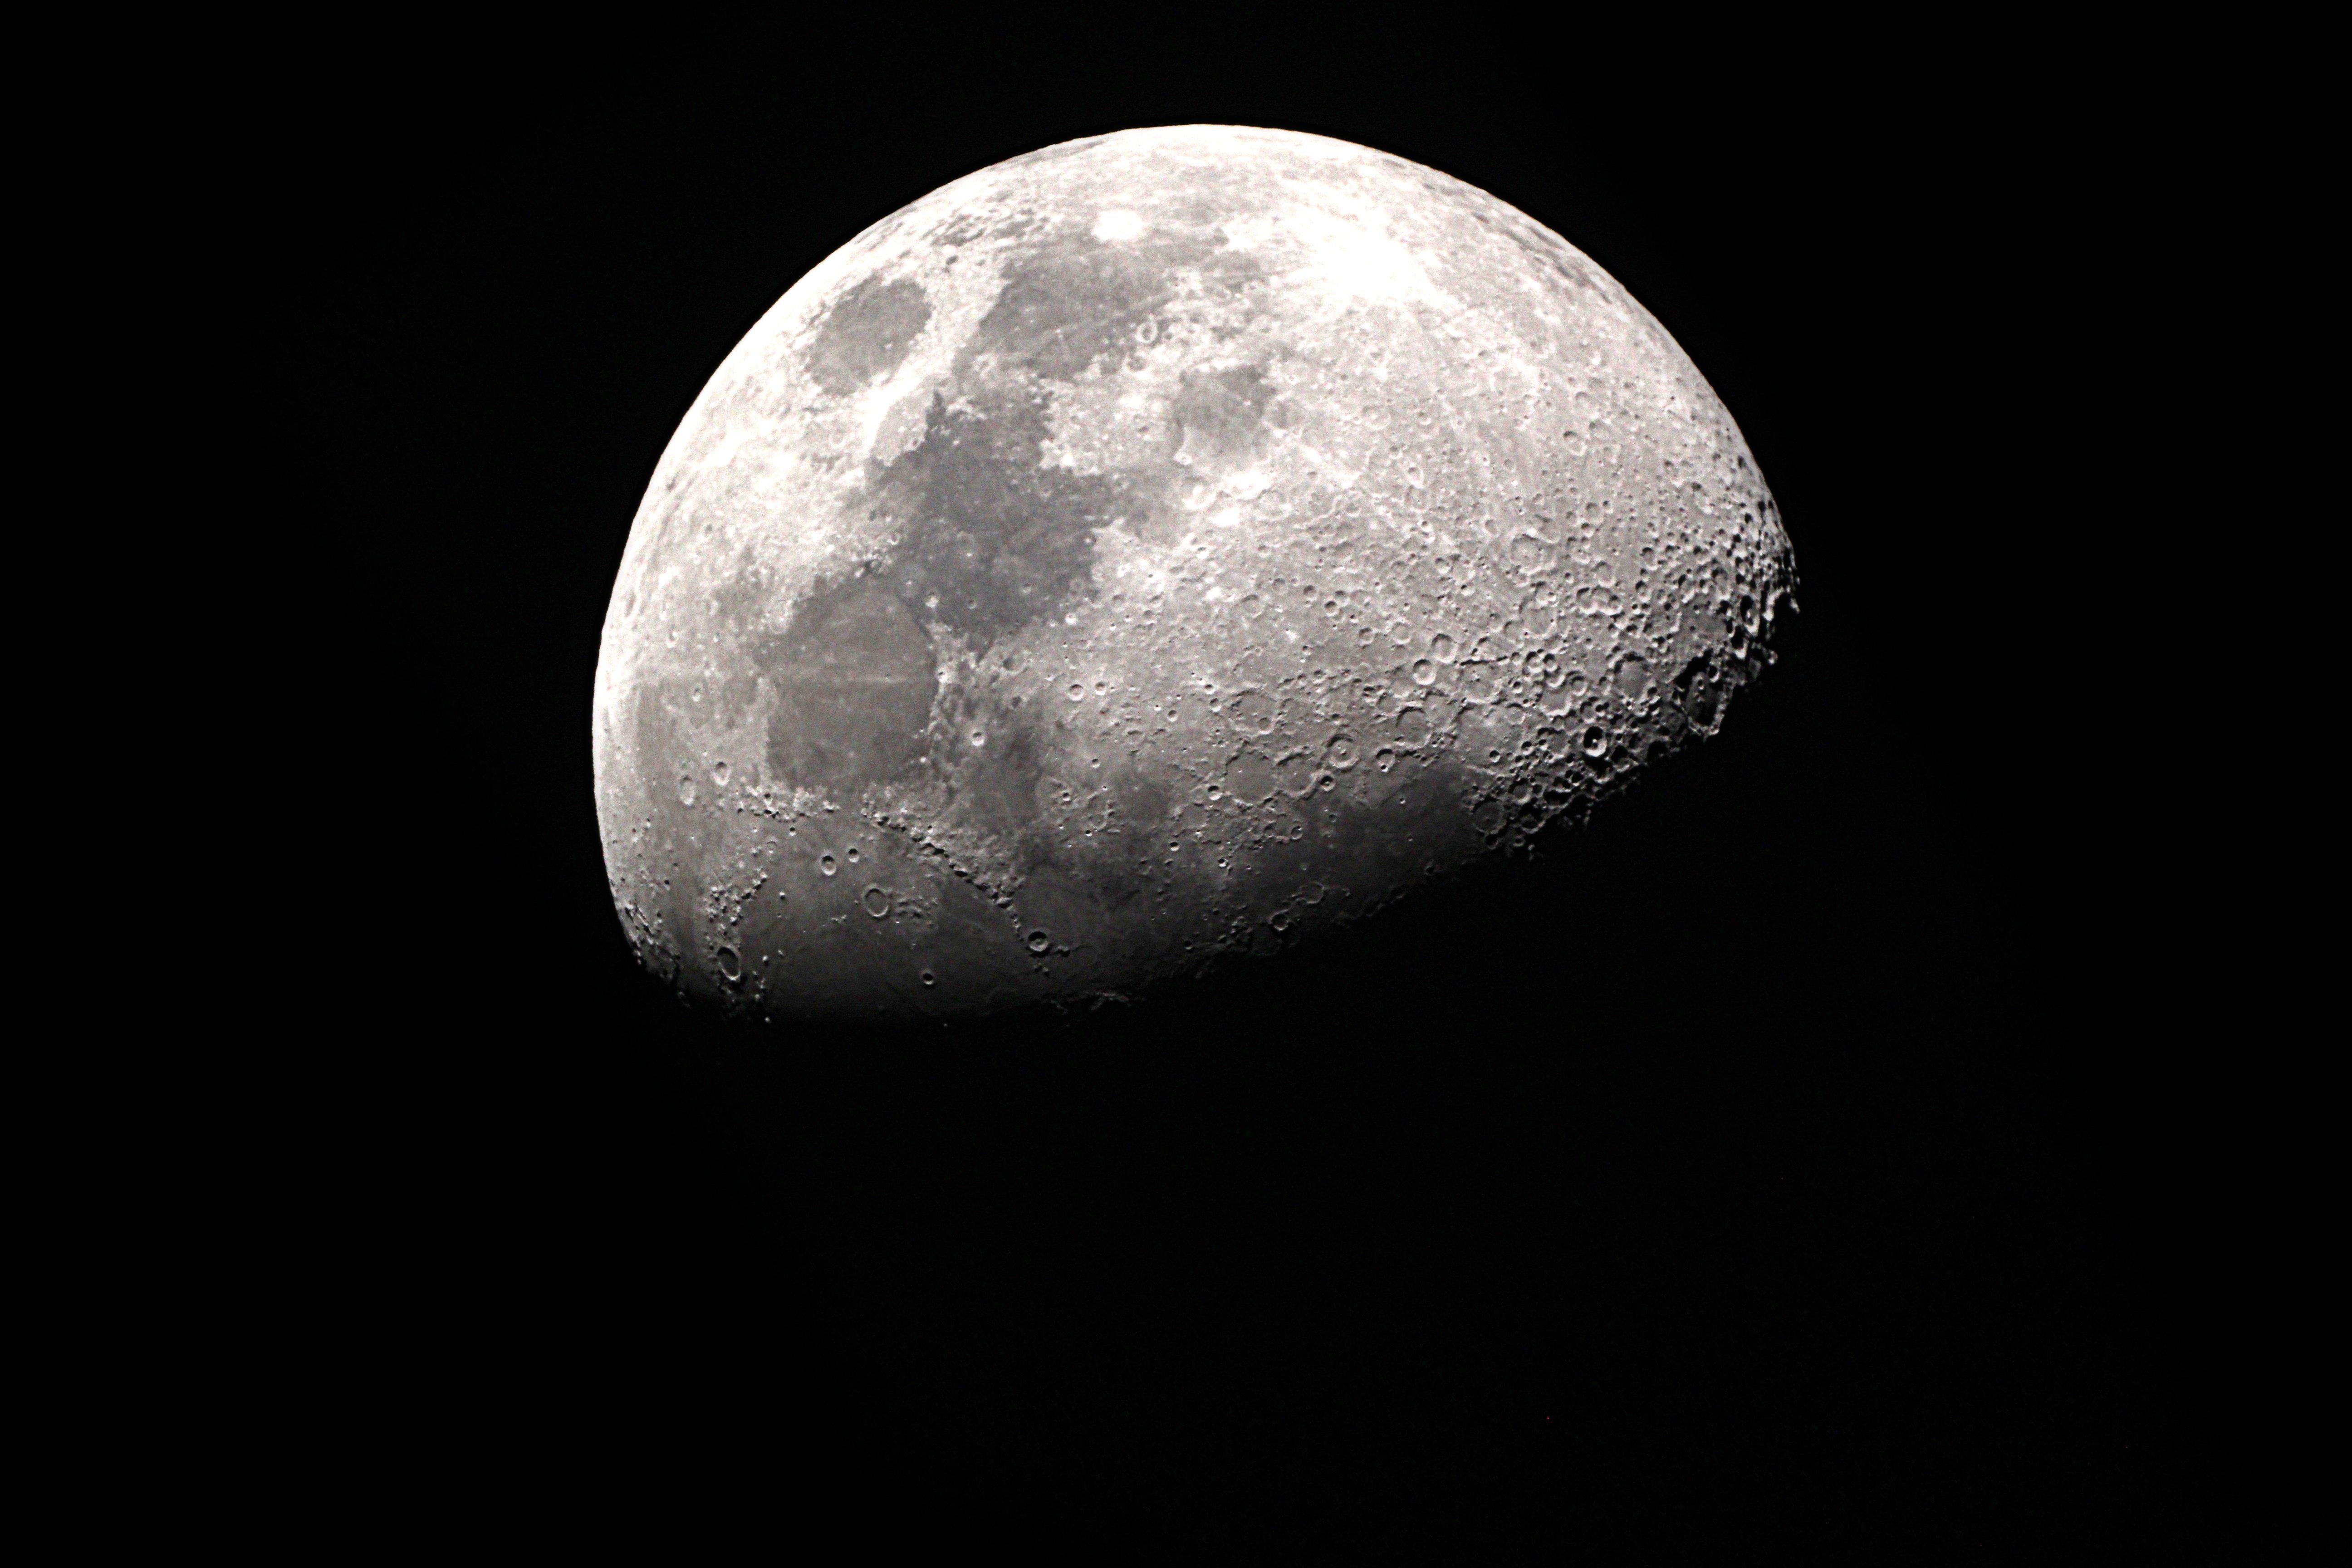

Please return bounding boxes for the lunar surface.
[593,126,1796,1019]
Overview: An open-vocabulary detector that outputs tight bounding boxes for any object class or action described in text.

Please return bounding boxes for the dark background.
[254,22,2236,1558]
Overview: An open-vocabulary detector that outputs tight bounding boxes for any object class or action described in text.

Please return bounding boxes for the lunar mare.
[593,126,1796,1019]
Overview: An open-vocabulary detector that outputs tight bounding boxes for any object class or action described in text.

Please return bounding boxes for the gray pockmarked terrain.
[593,126,1796,1019]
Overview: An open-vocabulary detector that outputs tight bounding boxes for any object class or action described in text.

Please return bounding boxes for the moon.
[593,126,1796,1019]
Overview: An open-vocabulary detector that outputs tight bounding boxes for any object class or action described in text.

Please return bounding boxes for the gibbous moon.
[593,126,1795,1019]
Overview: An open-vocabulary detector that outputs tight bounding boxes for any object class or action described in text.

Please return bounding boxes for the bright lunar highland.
[593,126,1796,1019]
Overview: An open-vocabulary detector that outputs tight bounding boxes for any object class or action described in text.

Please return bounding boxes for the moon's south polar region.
[593,126,1796,1019]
